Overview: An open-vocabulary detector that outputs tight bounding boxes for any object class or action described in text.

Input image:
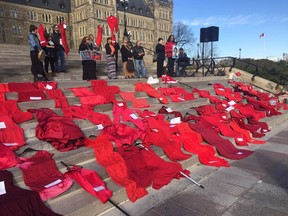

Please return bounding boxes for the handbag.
[126,59,134,71]
[38,49,45,62]
[153,53,158,62]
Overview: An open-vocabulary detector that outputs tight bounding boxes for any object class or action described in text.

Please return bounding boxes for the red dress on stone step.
[17,150,73,202]
[0,170,62,216]
[0,142,21,170]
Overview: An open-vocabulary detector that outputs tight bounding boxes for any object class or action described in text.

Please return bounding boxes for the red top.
[165,41,176,58]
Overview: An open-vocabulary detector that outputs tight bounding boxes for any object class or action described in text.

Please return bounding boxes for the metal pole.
[180,171,204,189]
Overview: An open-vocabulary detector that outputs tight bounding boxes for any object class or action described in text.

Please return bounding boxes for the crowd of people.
[28,24,188,81]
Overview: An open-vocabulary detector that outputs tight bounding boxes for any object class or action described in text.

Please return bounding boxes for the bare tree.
[173,21,195,57]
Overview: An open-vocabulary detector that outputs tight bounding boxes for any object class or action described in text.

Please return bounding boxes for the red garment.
[101,123,142,147]
[189,121,253,160]
[0,93,5,102]
[18,90,47,102]
[0,83,9,92]
[0,100,33,123]
[63,106,112,126]
[132,98,150,108]
[0,170,62,216]
[107,15,119,36]
[158,106,183,121]
[80,95,108,108]
[28,108,85,152]
[0,115,25,150]
[69,87,96,97]
[173,123,229,167]
[117,145,190,189]
[35,81,58,90]
[95,25,103,46]
[90,80,107,87]
[119,91,136,101]
[38,23,48,47]
[134,83,168,104]
[45,89,69,109]
[17,150,73,202]
[165,41,176,58]
[58,22,70,56]
[64,165,112,203]
[8,82,38,92]
[0,142,21,170]
[85,136,148,202]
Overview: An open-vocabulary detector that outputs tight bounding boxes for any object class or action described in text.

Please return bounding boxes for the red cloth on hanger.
[85,136,148,202]
[28,108,85,152]
[106,15,118,36]
[0,142,21,170]
[95,25,103,46]
[37,23,47,47]
[189,121,253,160]
[0,115,25,150]
[17,150,73,202]
[58,22,70,56]
[0,100,33,123]
[117,145,190,190]
[0,170,62,216]
[64,165,112,203]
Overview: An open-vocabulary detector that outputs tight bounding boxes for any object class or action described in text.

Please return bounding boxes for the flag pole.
[264,35,266,59]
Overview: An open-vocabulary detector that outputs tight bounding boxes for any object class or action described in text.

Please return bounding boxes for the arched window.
[33,12,37,20]
[48,14,51,23]
[17,9,21,18]
[12,24,17,34]
[0,7,3,16]
[10,8,13,17]
[18,25,22,35]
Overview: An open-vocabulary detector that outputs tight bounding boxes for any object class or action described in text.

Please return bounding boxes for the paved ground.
[101,119,288,216]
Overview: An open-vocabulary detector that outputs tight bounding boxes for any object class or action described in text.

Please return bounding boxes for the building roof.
[116,0,153,18]
[2,0,71,13]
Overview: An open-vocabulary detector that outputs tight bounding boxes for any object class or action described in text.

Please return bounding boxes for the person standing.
[155,38,165,78]
[104,37,117,79]
[165,35,176,77]
[51,24,65,73]
[79,36,97,80]
[43,33,56,77]
[27,24,49,81]
[120,39,134,79]
[132,40,146,78]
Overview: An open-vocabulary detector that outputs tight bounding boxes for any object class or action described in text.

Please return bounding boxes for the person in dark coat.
[78,36,97,80]
[155,38,165,78]
[120,39,134,79]
[51,24,65,72]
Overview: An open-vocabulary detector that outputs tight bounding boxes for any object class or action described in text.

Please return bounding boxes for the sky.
[173,0,288,59]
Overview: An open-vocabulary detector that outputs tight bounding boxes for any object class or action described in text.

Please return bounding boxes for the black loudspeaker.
[200,28,209,42]
[207,26,219,42]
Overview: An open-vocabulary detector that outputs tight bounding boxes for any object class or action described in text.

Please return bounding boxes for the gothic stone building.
[0,0,173,52]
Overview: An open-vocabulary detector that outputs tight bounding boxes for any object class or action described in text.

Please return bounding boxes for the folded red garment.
[8,82,38,92]
[132,98,150,108]
[18,91,47,102]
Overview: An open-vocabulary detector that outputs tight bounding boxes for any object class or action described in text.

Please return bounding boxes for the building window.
[59,1,66,9]
[0,7,4,16]
[12,24,17,34]
[43,0,49,6]
[18,25,22,35]
[33,12,37,20]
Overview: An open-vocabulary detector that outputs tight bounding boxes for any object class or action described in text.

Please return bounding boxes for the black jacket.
[51,31,64,50]
[156,43,165,61]
[132,45,145,60]
[120,45,133,62]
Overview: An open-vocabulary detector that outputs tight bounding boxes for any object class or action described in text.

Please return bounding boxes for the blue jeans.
[134,59,146,78]
[55,49,65,72]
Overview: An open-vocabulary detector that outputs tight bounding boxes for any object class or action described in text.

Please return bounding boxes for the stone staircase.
[2,43,288,216]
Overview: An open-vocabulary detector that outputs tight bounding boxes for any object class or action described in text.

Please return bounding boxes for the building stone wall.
[0,0,173,51]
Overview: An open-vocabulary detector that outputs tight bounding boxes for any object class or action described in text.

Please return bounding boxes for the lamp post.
[120,0,129,38]
[239,48,241,59]
[197,43,200,59]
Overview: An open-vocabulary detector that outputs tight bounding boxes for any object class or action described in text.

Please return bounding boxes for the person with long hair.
[27,24,49,81]
[104,37,117,79]
[165,35,177,76]
[120,39,134,79]
[155,38,165,78]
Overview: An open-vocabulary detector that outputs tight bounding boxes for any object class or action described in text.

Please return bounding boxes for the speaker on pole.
[200,28,209,42]
[207,26,219,42]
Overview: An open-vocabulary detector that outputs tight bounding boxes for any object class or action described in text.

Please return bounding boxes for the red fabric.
[28,108,85,152]
[106,15,118,36]
[132,98,150,108]
[0,100,33,123]
[17,150,73,202]
[0,93,5,102]
[158,106,183,121]
[64,165,112,203]
[0,170,61,216]
[189,121,253,160]
[101,123,142,147]
[95,25,103,46]
[58,22,70,56]
[85,136,148,202]
[18,90,46,102]
[38,23,47,47]
[8,82,38,92]
[0,83,9,92]
[63,106,112,126]
[0,142,21,170]
[80,95,108,107]
[90,80,107,87]
[117,145,189,190]
[134,83,168,104]
[45,89,69,109]
[119,91,136,101]
[0,115,25,150]
[35,81,58,90]
[165,41,176,58]
[238,104,266,121]
[173,123,230,167]
[69,87,96,97]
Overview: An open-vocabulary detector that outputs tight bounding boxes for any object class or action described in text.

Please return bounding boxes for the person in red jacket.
[165,35,177,76]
